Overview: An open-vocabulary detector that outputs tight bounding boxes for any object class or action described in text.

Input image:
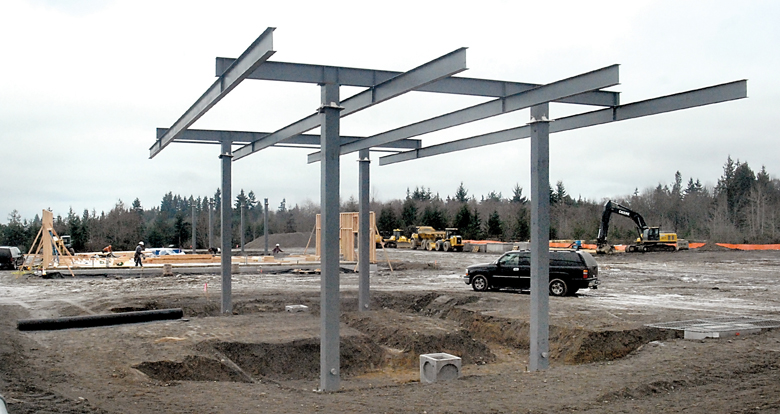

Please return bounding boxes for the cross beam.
[215,58,619,107]
[378,80,748,165]
[231,48,468,161]
[155,128,421,150]
[307,64,620,163]
[149,28,276,159]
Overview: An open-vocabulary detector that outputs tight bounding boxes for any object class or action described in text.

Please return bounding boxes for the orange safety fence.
[468,240,780,251]
[715,243,780,251]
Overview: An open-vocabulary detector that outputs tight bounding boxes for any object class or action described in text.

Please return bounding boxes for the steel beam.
[358,149,370,312]
[378,80,748,165]
[528,104,550,372]
[308,65,619,163]
[319,83,341,392]
[155,128,421,150]
[216,58,619,106]
[231,48,468,161]
[149,28,275,159]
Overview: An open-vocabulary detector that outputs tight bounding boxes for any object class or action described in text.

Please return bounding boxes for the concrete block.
[486,243,514,254]
[285,305,309,313]
[162,264,173,276]
[685,325,761,340]
[420,353,461,384]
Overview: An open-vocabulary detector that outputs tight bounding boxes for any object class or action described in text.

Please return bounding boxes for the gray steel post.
[191,205,196,254]
[220,140,233,314]
[208,201,213,251]
[240,203,245,255]
[264,198,269,255]
[319,83,342,391]
[529,103,550,371]
[358,149,370,311]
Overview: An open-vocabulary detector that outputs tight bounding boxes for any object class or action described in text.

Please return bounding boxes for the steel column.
[264,198,269,255]
[191,205,196,254]
[319,83,342,391]
[529,103,550,371]
[240,203,245,255]
[220,140,233,314]
[358,149,371,311]
[208,201,213,251]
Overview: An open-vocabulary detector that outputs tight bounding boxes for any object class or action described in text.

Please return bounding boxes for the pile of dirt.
[695,242,733,252]
[244,232,312,249]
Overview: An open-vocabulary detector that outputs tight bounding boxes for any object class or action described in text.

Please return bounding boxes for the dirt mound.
[133,355,250,383]
[695,242,733,252]
[245,232,312,249]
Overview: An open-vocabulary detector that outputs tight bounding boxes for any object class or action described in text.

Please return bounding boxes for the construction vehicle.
[596,200,686,254]
[409,226,464,252]
[375,229,408,248]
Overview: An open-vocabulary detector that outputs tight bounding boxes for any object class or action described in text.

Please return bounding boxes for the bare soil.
[1,248,779,413]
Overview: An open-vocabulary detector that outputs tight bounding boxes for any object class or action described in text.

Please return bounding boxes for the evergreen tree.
[454,182,469,203]
[420,205,448,231]
[486,210,503,240]
[510,184,527,204]
[401,197,418,229]
[377,206,401,235]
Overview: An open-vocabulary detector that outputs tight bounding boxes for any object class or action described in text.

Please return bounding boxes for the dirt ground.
[1,246,779,413]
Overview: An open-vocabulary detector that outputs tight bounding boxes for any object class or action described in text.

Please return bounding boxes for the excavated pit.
[134,355,250,383]
[128,292,678,383]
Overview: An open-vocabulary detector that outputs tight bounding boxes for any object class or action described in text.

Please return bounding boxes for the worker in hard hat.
[272,243,283,254]
[134,241,145,267]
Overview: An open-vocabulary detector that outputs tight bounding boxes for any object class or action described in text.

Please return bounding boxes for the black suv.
[464,250,599,296]
[0,246,24,270]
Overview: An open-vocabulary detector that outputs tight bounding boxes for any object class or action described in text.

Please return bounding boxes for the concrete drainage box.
[420,353,461,384]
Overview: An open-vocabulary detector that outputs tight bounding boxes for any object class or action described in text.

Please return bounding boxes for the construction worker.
[102,244,115,257]
[134,241,144,267]
[272,243,283,254]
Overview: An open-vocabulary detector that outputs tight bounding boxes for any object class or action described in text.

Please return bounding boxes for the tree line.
[2,156,778,253]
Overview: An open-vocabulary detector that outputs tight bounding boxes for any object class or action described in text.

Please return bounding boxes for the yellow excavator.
[596,200,687,254]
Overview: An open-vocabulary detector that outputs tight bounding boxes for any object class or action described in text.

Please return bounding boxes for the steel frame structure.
[150,28,747,392]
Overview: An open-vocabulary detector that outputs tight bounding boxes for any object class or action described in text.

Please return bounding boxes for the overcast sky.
[1,0,775,220]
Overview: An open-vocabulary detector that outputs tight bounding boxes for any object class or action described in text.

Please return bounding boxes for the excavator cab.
[642,227,660,242]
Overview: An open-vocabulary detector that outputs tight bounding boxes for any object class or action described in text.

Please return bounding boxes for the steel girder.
[378,80,748,165]
[149,28,275,159]
[307,64,620,163]
[215,57,619,107]
[230,48,468,161]
[155,128,421,150]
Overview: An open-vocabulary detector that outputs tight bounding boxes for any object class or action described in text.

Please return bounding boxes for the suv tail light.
[582,269,589,278]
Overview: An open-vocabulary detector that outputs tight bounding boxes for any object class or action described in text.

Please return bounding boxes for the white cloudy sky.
[0,0,775,220]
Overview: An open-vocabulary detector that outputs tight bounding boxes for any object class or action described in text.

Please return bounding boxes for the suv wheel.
[471,275,489,292]
[549,279,569,296]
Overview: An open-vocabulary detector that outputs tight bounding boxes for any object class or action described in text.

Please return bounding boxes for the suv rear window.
[550,251,583,267]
